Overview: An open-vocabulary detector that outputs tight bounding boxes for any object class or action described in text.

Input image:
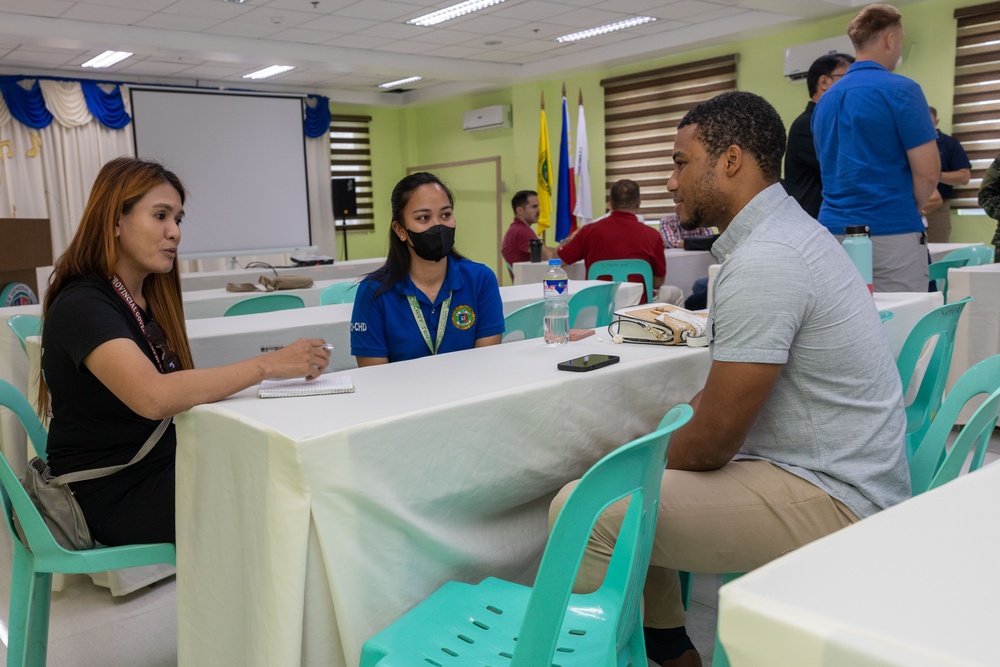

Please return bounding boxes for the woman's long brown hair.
[39,157,195,417]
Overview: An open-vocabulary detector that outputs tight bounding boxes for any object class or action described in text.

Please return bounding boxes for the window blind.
[330,114,374,229]
[601,55,737,218]
[952,2,1000,209]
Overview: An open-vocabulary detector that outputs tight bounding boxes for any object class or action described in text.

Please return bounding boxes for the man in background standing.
[925,106,972,242]
[501,190,555,277]
[812,3,939,292]
[783,52,855,219]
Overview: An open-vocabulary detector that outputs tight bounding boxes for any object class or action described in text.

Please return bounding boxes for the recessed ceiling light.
[81,51,133,68]
[243,65,295,80]
[484,40,501,46]
[407,0,505,27]
[556,16,656,43]
[379,76,422,89]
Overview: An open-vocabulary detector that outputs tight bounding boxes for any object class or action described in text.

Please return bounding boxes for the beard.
[679,168,728,230]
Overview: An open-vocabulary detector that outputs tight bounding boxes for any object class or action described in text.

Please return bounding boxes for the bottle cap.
[844,225,870,236]
[548,258,561,265]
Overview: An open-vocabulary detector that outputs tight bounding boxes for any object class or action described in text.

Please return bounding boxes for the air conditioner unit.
[783,35,855,81]
[463,104,511,132]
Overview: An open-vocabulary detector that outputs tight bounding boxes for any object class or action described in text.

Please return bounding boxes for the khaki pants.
[550,459,858,628]
[925,200,952,244]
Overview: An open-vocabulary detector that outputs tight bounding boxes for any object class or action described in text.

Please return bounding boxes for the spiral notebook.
[258,375,355,399]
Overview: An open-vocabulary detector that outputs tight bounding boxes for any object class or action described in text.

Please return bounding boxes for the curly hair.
[677,91,786,183]
[848,3,902,50]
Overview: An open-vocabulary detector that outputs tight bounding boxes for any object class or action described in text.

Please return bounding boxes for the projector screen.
[130,88,312,259]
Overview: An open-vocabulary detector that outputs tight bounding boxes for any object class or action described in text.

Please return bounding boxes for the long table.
[512,248,717,297]
[718,461,1000,666]
[175,335,714,667]
[946,262,1000,422]
[182,280,642,370]
[178,258,383,292]
[181,278,358,319]
[927,242,986,263]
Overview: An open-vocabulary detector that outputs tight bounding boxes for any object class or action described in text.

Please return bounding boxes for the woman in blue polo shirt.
[351,172,504,365]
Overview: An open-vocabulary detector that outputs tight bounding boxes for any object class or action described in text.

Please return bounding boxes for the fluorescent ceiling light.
[243,65,295,80]
[556,16,656,43]
[81,51,133,68]
[407,0,505,27]
[379,76,422,89]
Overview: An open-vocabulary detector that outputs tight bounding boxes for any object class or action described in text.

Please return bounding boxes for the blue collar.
[395,255,466,307]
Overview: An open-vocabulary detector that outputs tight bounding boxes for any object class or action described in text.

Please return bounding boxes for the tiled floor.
[1,429,997,667]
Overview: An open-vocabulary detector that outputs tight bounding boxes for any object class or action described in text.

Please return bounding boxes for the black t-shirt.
[42,275,175,479]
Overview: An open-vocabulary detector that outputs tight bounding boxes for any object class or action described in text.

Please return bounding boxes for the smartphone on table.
[557,354,620,372]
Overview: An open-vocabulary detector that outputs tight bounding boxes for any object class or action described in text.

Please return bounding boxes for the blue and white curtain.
[0,77,335,266]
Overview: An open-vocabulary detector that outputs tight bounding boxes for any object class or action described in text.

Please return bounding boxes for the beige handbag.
[608,303,708,346]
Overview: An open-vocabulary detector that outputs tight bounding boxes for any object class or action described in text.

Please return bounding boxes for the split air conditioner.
[783,35,855,81]
[463,104,511,132]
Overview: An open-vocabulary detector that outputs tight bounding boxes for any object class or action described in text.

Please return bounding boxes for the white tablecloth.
[175,336,713,667]
[182,278,359,319]
[946,263,1000,422]
[927,242,986,263]
[512,249,717,298]
[179,258,384,292]
[718,461,1000,667]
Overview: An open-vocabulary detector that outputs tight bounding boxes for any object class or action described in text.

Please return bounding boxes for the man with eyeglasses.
[812,3,940,292]
[783,53,854,219]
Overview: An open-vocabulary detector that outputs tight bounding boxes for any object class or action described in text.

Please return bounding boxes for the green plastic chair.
[223,293,305,316]
[569,282,619,329]
[878,310,894,323]
[588,259,654,303]
[319,282,359,305]
[942,245,994,266]
[0,379,176,667]
[502,300,545,342]
[359,404,694,667]
[908,354,1000,495]
[896,297,972,459]
[928,258,969,304]
[7,315,42,354]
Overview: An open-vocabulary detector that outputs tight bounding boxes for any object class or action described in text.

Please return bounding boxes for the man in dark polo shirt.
[783,52,854,219]
[925,106,972,242]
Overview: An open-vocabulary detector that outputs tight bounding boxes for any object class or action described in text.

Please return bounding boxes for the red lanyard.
[108,274,167,374]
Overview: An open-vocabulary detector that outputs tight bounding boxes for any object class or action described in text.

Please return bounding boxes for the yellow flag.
[536,101,553,235]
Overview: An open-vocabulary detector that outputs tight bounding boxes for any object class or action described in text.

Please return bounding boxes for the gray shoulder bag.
[18,418,171,551]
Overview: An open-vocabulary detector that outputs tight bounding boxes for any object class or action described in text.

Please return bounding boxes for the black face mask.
[406,224,455,262]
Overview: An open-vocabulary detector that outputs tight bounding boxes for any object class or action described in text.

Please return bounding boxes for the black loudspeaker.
[332,178,357,218]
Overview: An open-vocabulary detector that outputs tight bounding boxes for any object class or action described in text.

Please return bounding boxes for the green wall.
[332,0,994,268]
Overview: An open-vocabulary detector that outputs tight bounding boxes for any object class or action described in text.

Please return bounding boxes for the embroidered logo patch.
[451,304,475,330]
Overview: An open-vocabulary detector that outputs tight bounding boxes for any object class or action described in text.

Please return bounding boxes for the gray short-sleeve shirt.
[708,184,910,518]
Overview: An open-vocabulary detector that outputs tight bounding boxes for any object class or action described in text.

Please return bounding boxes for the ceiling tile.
[162,0,255,20]
[75,0,176,10]
[117,59,198,75]
[299,14,378,33]
[490,0,574,21]
[425,45,482,58]
[325,34,394,49]
[208,22,287,39]
[550,7,635,28]
[376,40,443,54]
[3,47,82,66]
[260,0,357,12]
[335,0,421,21]
[228,6,318,29]
[407,28,485,46]
[449,15,528,35]
[356,22,429,40]
[0,0,73,17]
[61,4,153,25]
[135,13,222,31]
[270,28,338,44]
[177,63,249,78]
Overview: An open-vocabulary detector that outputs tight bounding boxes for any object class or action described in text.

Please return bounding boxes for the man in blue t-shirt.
[812,3,940,292]
[925,106,972,243]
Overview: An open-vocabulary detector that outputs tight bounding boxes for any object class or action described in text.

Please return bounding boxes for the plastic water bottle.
[842,224,873,294]
[543,259,569,345]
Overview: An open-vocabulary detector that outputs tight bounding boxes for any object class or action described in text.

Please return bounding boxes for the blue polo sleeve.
[350,278,389,359]
[891,81,936,151]
[473,266,505,339]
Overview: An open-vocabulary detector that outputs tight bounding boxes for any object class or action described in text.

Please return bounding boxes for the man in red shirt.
[558,179,666,300]
[501,190,555,276]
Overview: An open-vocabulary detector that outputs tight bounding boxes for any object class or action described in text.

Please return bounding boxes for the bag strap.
[49,418,171,486]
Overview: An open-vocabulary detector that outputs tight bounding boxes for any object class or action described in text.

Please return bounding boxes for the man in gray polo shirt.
[551,92,909,667]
